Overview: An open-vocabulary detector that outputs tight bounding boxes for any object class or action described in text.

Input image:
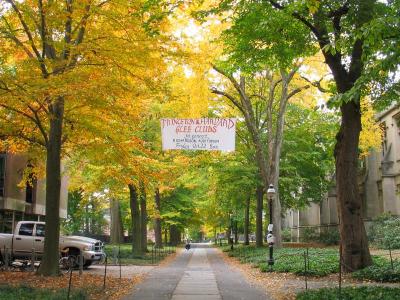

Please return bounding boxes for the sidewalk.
[125,244,269,300]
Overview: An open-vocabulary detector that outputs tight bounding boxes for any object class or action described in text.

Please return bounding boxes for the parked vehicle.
[0,221,105,268]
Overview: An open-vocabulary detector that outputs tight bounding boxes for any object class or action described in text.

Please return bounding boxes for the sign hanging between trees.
[161,118,236,151]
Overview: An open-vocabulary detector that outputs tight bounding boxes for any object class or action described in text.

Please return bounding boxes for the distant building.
[0,152,68,233]
[284,103,400,241]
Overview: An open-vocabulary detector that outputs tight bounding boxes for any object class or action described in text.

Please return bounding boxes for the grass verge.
[296,286,400,300]
[0,285,86,300]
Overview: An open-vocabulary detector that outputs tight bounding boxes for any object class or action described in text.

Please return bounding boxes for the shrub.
[301,227,318,243]
[282,228,291,242]
[318,228,339,245]
[368,213,400,249]
[296,286,400,300]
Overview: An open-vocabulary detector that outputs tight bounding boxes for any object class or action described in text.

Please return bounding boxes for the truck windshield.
[36,224,45,237]
[19,223,34,236]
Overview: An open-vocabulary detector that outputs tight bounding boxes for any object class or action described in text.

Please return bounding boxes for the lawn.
[296,286,400,300]
[221,244,400,281]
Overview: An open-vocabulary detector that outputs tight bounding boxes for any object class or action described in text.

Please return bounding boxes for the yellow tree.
[0,0,170,275]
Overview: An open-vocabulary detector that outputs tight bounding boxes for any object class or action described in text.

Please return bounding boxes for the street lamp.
[266,184,276,270]
[229,213,234,250]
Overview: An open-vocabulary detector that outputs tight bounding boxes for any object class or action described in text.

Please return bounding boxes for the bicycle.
[59,255,77,274]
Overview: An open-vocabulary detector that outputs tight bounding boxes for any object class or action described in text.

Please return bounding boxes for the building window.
[0,154,5,197]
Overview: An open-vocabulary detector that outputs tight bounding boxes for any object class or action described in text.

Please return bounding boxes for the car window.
[18,223,34,236]
[35,224,45,237]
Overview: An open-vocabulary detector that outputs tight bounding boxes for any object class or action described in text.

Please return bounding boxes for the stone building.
[0,152,68,233]
[284,103,400,241]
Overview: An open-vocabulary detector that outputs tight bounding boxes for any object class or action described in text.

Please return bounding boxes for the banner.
[161,118,236,151]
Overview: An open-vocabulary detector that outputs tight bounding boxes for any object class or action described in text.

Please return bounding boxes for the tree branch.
[6,0,48,76]
[300,75,331,94]
[210,87,244,115]
[287,85,310,99]
[267,0,321,39]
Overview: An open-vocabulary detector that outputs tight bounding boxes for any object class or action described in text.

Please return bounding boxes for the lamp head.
[267,184,276,198]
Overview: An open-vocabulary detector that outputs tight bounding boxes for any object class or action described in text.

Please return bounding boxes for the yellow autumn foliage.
[359,98,383,157]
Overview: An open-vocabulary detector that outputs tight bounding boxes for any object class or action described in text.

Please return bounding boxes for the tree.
[211,67,310,246]
[0,0,173,275]
[204,0,400,272]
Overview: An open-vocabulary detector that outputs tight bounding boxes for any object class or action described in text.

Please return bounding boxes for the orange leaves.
[0,271,142,300]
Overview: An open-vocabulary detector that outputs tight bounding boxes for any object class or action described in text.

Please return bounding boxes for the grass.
[221,244,400,280]
[352,258,400,282]
[0,285,87,300]
[223,245,339,276]
[296,286,400,300]
[104,243,176,265]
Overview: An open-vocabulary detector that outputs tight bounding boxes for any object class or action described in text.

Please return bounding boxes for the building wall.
[0,153,68,233]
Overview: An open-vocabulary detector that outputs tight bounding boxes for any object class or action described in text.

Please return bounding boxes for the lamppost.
[229,213,234,250]
[266,184,276,270]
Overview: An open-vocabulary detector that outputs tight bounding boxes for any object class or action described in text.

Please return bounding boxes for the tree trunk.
[154,188,162,248]
[38,97,64,276]
[110,199,124,244]
[255,186,263,247]
[335,101,372,271]
[164,227,168,245]
[169,225,180,246]
[140,183,147,252]
[244,196,250,245]
[234,220,238,244]
[129,184,142,256]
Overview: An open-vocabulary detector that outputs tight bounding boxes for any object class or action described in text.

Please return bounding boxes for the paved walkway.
[125,244,269,300]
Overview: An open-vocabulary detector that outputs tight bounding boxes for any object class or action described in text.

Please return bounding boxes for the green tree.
[204,0,400,272]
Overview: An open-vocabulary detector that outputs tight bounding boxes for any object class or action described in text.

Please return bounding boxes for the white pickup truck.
[0,221,105,268]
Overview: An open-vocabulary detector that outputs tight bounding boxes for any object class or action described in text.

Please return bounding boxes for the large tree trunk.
[129,184,142,256]
[154,188,162,248]
[140,183,147,252]
[244,196,250,245]
[255,186,263,247]
[169,225,180,246]
[335,101,372,271]
[110,199,124,244]
[38,97,64,276]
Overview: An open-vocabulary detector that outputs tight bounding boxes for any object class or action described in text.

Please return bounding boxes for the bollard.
[119,244,121,280]
[67,265,73,300]
[4,246,9,271]
[103,255,108,290]
[79,252,83,276]
[303,251,308,290]
[389,243,394,271]
[31,248,35,272]
[338,243,342,300]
